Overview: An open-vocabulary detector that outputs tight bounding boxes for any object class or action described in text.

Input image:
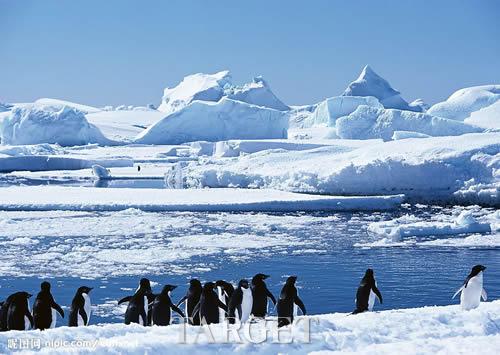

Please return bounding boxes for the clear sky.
[1,0,499,107]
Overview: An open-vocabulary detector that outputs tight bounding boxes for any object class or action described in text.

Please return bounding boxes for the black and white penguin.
[0,297,12,331]
[149,285,185,326]
[68,286,93,327]
[33,281,65,330]
[353,269,383,314]
[251,273,276,318]
[228,279,253,324]
[192,282,228,325]
[277,276,306,328]
[6,292,33,331]
[453,265,487,310]
[216,280,234,322]
[118,278,153,325]
[176,279,203,325]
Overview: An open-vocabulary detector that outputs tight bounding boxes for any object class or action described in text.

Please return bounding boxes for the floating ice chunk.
[336,105,484,140]
[92,164,111,179]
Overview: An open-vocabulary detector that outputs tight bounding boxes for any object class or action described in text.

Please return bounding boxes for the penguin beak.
[482,266,487,271]
[171,286,177,290]
[264,275,270,279]
[27,294,32,298]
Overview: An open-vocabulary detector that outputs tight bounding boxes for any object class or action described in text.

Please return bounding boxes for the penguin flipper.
[118,296,132,305]
[52,302,65,318]
[171,304,185,318]
[372,286,383,304]
[266,288,277,305]
[452,285,464,299]
[294,296,306,315]
[176,295,187,308]
[25,311,34,328]
[481,288,488,301]
[78,307,88,326]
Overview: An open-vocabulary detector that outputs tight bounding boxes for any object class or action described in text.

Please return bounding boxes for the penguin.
[6,292,34,331]
[216,280,234,322]
[118,278,153,325]
[277,276,306,328]
[176,279,203,325]
[192,282,228,325]
[228,279,253,324]
[33,281,65,330]
[251,273,276,318]
[149,285,185,326]
[68,286,93,327]
[453,265,487,310]
[353,269,383,314]
[0,297,12,331]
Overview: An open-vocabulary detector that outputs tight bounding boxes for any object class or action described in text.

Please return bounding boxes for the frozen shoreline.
[1,301,499,354]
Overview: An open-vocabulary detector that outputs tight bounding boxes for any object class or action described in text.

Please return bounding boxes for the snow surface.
[0,105,111,146]
[224,76,289,111]
[428,85,500,125]
[181,133,499,205]
[136,98,289,145]
[305,96,383,128]
[342,65,421,112]
[0,301,499,354]
[336,105,484,140]
[0,186,404,212]
[391,130,430,140]
[33,98,101,114]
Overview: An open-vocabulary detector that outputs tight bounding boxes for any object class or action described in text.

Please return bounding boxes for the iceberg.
[428,85,500,126]
[306,95,383,127]
[0,105,111,146]
[336,105,484,140]
[34,98,101,114]
[225,76,289,111]
[343,65,422,112]
[135,98,289,145]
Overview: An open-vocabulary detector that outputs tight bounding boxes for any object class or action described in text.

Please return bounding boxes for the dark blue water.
[0,209,498,326]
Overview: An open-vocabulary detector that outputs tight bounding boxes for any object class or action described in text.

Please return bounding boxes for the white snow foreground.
[428,85,500,129]
[0,105,111,146]
[342,65,422,112]
[1,301,499,354]
[135,98,289,145]
[181,133,499,205]
[0,187,403,212]
[158,70,288,114]
[336,105,484,140]
[367,210,493,242]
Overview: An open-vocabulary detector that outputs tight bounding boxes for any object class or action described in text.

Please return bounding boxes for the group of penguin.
[0,265,488,331]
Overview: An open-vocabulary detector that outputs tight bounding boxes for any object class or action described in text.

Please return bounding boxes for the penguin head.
[471,265,486,276]
[252,273,270,284]
[286,276,298,285]
[161,285,177,294]
[41,281,51,292]
[238,279,249,289]
[204,282,216,292]
[139,278,152,291]
[13,292,32,300]
[78,286,93,295]
[365,269,374,278]
[215,280,226,288]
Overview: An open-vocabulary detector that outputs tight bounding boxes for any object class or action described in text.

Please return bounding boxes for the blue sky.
[1,0,499,107]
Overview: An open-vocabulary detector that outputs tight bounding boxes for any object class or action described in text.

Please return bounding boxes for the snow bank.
[428,85,500,125]
[0,186,404,212]
[342,65,421,112]
[91,164,110,179]
[135,98,289,145]
[34,98,101,114]
[336,105,484,140]
[225,76,289,111]
[213,140,327,157]
[305,96,383,127]
[466,99,500,129]
[367,210,492,242]
[158,70,231,114]
[0,105,111,146]
[0,301,499,354]
[181,133,500,205]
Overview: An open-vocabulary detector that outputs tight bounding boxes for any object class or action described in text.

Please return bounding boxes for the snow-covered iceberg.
[135,98,289,145]
[343,65,422,112]
[336,105,484,140]
[0,301,499,354]
[158,70,288,114]
[0,105,111,146]
[158,70,231,114]
[428,85,500,129]
[305,95,383,127]
[34,98,101,114]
